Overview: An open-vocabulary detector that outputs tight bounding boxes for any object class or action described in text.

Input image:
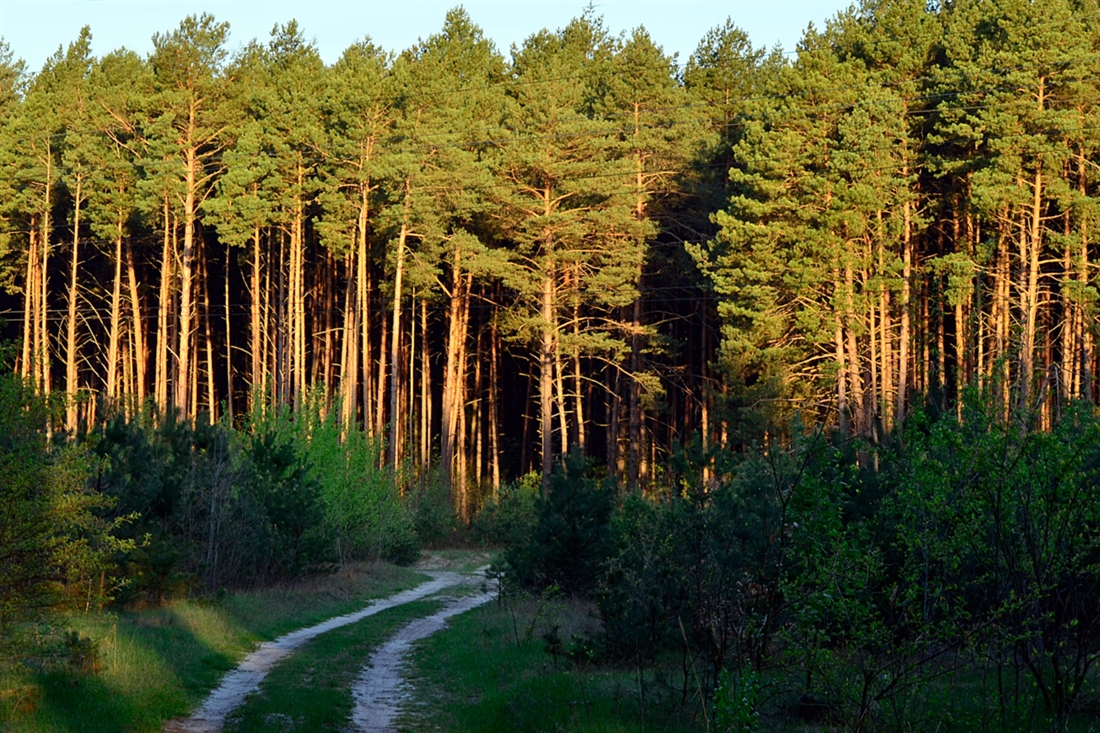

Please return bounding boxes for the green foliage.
[407,467,457,548]
[0,373,129,662]
[473,472,539,547]
[91,410,286,596]
[714,668,760,733]
[238,428,326,578]
[506,451,614,597]
[248,397,418,566]
[894,396,1100,722]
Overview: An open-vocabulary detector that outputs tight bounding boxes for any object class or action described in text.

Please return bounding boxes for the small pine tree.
[507,448,614,596]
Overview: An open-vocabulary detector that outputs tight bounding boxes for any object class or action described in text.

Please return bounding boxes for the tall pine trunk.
[388,185,410,467]
[65,176,83,431]
[107,230,123,401]
[126,239,146,404]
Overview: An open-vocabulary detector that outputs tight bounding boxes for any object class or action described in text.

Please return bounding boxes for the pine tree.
[11,31,95,403]
[934,0,1094,418]
[493,15,648,491]
[56,28,94,432]
[599,26,697,488]
[699,22,875,434]
[84,50,151,406]
[386,8,506,513]
[147,13,232,418]
[316,39,394,433]
[0,40,26,363]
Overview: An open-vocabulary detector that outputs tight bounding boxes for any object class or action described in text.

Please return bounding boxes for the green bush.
[408,466,457,547]
[506,450,613,597]
[250,397,419,565]
[0,374,128,662]
[473,471,539,547]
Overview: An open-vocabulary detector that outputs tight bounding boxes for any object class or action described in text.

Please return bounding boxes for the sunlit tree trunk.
[107,229,123,401]
[125,239,146,404]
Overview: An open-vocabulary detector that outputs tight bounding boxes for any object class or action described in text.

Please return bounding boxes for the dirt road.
[164,566,491,733]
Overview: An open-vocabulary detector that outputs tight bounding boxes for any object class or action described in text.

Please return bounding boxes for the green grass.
[401,593,703,733]
[0,561,428,733]
[224,598,442,733]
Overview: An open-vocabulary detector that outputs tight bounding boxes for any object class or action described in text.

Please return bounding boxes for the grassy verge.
[402,592,703,733]
[0,561,428,733]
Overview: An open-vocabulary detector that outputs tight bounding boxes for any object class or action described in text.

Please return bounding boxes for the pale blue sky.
[0,0,853,73]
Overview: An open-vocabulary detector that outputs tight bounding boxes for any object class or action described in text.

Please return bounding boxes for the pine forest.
[4,1,1100,491]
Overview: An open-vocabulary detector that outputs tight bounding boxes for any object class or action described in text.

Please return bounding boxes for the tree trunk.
[489,313,501,493]
[540,260,555,494]
[178,140,198,418]
[224,256,233,422]
[126,239,146,404]
[420,298,431,471]
[1079,153,1093,400]
[388,201,409,467]
[251,224,262,405]
[340,250,359,431]
[20,222,37,383]
[201,243,216,422]
[376,314,388,439]
[39,158,53,400]
[155,197,172,412]
[844,263,865,435]
[290,172,306,409]
[107,231,123,401]
[442,246,472,508]
[896,188,911,423]
[607,366,621,481]
[572,297,586,452]
[360,225,373,434]
[473,327,484,490]
[66,176,83,431]
[836,308,848,435]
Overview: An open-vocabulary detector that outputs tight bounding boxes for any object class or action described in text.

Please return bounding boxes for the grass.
[0,560,429,733]
[401,591,704,733]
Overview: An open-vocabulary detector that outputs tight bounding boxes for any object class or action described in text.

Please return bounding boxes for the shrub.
[0,374,128,661]
[473,471,539,547]
[506,450,613,597]
[251,396,419,565]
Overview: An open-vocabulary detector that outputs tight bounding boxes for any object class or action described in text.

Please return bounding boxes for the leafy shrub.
[714,668,761,733]
[0,373,128,661]
[506,450,613,596]
[408,466,456,547]
[473,471,539,546]
[238,428,328,576]
[251,396,419,565]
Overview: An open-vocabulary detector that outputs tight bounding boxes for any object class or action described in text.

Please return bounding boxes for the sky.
[0,0,853,73]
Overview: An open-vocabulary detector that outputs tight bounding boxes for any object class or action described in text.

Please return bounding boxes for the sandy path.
[350,580,495,733]
[164,572,466,733]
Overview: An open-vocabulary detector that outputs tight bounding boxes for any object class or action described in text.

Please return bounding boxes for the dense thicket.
[567,398,1100,730]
